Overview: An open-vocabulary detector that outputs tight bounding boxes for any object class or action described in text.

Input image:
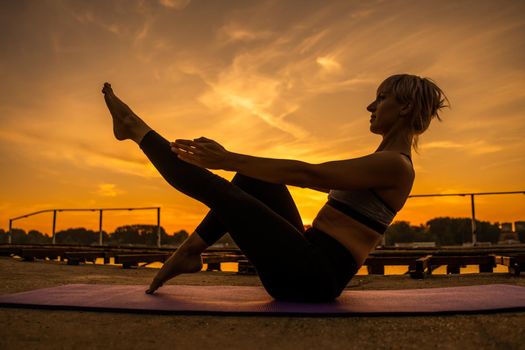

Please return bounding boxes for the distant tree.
[476,221,501,243]
[110,226,142,245]
[385,221,413,245]
[110,224,167,246]
[55,228,108,245]
[424,217,501,245]
[426,217,472,246]
[9,228,28,244]
[385,221,433,245]
[27,230,52,244]
[164,230,189,246]
[0,229,5,243]
[516,228,525,243]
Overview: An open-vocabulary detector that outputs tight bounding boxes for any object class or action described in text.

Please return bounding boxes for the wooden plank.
[237,259,257,275]
[202,254,240,264]
[497,255,522,277]
[446,265,461,274]
[364,256,425,265]
[430,255,495,265]
[365,256,426,275]
[19,249,66,261]
[409,255,432,279]
[64,251,108,265]
[367,264,385,275]
[480,254,496,273]
[206,262,221,272]
[114,254,168,268]
[429,255,497,274]
[0,247,20,256]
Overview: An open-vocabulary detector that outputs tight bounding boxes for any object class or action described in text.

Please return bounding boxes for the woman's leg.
[151,173,306,295]
[139,130,338,301]
[103,84,339,301]
[194,173,305,246]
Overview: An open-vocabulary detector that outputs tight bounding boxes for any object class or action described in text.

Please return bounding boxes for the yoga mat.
[1,284,524,316]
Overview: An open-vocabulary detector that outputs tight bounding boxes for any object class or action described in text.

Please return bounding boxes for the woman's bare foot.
[101,82,151,143]
[145,249,203,294]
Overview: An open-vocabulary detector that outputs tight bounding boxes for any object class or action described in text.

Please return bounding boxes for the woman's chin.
[369,126,381,135]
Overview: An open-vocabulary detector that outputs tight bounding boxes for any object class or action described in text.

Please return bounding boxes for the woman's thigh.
[195,173,304,245]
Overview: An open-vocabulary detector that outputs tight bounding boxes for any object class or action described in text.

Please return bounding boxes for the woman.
[102,74,449,302]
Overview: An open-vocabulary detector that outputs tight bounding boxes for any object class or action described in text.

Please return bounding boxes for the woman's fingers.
[145,278,164,295]
[174,139,193,144]
[172,140,199,152]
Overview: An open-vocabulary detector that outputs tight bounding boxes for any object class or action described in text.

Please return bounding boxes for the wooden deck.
[1,243,524,278]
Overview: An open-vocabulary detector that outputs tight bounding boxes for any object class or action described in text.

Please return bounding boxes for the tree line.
[385,217,525,245]
[0,224,237,247]
[0,217,523,246]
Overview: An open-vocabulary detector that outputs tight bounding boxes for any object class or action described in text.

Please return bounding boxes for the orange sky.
[1,0,524,235]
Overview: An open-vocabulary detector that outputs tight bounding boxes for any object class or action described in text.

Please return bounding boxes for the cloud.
[95,183,125,197]
[423,141,464,149]
[479,156,525,170]
[218,23,273,43]
[159,0,191,10]
[198,56,309,139]
[316,56,342,73]
[423,140,503,155]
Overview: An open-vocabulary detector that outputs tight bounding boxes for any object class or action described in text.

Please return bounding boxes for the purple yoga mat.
[1,284,524,316]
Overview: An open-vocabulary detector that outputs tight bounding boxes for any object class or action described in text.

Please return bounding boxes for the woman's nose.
[366,102,375,112]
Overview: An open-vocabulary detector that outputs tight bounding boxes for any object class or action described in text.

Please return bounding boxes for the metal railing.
[407,191,525,245]
[6,191,524,248]
[7,207,161,247]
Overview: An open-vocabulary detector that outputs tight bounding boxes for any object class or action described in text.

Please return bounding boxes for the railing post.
[98,209,103,246]
[52,210,57,245]
[8,219,12,244]
[470,194,477,245]
[157,207,161,248]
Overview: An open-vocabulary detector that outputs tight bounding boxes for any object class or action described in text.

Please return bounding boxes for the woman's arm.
[172,138,407,190]
[229,152,406,190]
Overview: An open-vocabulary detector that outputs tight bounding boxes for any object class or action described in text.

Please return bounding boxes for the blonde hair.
[380,74,450,153]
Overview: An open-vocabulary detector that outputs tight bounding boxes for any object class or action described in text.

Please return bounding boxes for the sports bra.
[327,152,412,234]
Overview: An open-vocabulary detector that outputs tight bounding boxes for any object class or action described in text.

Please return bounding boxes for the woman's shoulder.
[371,151,413,167]
[369,151,415,182]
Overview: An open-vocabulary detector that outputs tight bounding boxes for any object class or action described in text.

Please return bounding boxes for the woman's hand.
[171,137,236,170]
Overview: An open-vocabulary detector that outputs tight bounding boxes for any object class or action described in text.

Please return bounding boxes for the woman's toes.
[102,82,114,95]
[145,278,164,294]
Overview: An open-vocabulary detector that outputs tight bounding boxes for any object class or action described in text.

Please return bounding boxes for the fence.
[403,190,525,245]
[7,207,161,247]
[6,190,525,247]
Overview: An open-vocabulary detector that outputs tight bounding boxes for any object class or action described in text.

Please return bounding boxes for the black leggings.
[140,130,358,302]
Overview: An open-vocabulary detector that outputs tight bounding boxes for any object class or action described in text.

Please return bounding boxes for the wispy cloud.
[159,0,191,10]
[217,23,273,43]
[316,56,342,74]
[95,183,125,197]
[423,140,503,155]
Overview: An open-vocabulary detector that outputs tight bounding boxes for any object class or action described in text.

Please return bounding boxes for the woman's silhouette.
[102,74,449,302]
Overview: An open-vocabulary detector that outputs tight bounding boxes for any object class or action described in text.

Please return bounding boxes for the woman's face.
[366,85,408,135]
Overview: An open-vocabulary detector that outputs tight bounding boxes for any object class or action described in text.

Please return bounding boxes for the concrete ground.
[0,257,524,350]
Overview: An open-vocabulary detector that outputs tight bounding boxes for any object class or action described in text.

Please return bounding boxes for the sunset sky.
[1,0,524,236]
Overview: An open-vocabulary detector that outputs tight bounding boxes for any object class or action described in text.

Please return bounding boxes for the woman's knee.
[232,173,288,191]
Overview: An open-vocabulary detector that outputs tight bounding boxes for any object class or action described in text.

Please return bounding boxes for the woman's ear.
[399,103,412,117]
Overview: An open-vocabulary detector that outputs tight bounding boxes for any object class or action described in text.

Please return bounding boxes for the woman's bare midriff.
[312,203,383,267]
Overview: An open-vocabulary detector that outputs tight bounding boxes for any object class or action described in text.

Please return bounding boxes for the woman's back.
[312,151,415,266]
